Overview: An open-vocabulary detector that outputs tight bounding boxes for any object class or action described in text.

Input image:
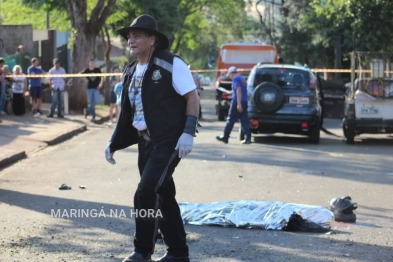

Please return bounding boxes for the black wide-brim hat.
[116,14,169,50]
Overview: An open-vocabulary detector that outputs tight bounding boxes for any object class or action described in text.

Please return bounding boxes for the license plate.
[360,107,378,114]
[289,97,309,104]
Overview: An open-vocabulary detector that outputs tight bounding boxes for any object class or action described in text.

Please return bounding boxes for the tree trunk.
[68,31,95,111]
[334,35,342,81]
[65,0,117,112]
[101,26,112,105]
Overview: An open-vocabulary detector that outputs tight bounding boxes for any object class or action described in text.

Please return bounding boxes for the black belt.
[138,129,151,141]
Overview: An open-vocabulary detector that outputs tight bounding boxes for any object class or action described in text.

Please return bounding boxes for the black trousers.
[12,93,25,116]
[134,136,188,258]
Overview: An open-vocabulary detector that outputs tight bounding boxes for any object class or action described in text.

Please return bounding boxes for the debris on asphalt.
[296,170,312,174]
[58,184,71,190]
[79,185,86,189]
[283,212,330,232]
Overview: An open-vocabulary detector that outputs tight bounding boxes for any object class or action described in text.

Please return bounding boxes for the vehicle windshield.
[252,68,311,90]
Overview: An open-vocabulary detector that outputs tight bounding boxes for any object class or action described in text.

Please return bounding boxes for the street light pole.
[46,12,50,29]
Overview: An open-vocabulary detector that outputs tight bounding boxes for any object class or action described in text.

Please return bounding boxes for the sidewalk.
[0,102,111,168]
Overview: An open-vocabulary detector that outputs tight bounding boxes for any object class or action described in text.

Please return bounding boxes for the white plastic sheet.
[179,200,333,231]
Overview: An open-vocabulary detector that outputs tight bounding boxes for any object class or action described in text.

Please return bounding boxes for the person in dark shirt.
[81,60,104,120]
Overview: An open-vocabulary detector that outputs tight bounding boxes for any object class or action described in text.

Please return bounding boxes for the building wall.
[0,25,33,56]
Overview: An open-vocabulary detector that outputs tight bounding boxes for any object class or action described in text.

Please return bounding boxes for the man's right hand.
[105,144,116,165]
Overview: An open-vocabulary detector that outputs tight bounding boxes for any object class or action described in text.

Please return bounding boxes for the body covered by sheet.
[179,200,333,231]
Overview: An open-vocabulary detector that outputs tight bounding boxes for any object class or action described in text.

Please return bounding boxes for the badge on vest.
[152,70,162,81]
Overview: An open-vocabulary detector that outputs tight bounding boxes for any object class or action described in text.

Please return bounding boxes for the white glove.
[105,143,116,165]
[175,133,194,158]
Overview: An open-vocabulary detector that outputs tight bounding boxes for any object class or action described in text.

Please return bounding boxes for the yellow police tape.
[4,68,376,78]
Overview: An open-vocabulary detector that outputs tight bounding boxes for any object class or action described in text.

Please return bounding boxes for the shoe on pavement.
[34,112,41,117]
[58,115,64,118]
[154,253,190,262]
[0,110,7,115]
[329,196,357,222]
[216,135,228,144]
[240,140,251,144]
[83,108,88,118]
[122,252,151,262]
[47,114,54,118]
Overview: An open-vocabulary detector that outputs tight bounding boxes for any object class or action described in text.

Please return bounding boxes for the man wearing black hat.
[105,15,199,262]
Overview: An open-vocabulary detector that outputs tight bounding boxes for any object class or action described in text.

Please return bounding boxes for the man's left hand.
[237,104,243,113]
[175,133,194,158]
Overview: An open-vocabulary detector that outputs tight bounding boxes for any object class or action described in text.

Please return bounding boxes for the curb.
[46,125,88,146]
[0,151,27,169]
[0,125,87,169]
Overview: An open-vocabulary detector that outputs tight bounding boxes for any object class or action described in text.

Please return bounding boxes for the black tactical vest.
[110,48,187,151]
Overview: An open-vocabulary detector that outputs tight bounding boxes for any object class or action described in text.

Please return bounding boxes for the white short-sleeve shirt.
[128,57,196,131]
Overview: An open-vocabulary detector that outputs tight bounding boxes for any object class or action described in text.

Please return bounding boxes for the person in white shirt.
[12,65,27,116]
[47,58,66,118]
[106,14,199,262]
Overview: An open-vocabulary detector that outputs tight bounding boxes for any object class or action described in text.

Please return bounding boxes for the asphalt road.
[1,88,393,261]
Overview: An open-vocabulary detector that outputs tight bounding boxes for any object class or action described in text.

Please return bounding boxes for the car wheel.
[239,128,245,141]
[342,119,347,138]
[309,125,320,144]
[343,118,355,144]
[252,82,284,113]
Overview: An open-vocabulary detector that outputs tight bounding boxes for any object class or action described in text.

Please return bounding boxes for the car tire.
[343,118,355,144]
[342,119,347,138]
[309,125,320,144]
[239,128,245,141]
[252,82,284,113]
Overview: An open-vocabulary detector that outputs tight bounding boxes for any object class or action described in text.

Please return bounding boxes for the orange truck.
[215,42,279,121]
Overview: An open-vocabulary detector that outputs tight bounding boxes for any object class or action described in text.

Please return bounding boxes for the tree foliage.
[276,0,393,68]
[313,0,393,52]
[107,0,249,69]
[1,0,70,31]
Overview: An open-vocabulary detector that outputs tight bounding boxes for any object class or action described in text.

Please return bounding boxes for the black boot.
[122,252,151,262]
[154,253,189,262]
[216,135,228,144]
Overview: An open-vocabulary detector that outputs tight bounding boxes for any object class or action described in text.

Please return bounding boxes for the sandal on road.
[58,184,72,190]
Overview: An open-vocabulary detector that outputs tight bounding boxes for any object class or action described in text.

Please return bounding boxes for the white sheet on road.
[179,200,333,231]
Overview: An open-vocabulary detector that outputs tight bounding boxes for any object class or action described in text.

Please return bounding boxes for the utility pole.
[46,12,50,29]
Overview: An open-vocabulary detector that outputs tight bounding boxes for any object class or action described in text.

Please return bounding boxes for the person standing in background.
[109,66,120,123]
[0,58,6,116]
[81,60,104,121]
[28,58,45,117]
[188,64,203,119]
[11,65,27,116]
[47,59,66,118]
[1,65,13,115]
[113,80,122,123]
[216,66,251,144]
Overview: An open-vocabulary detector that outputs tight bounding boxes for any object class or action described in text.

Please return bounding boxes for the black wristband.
[183,115,198,137]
